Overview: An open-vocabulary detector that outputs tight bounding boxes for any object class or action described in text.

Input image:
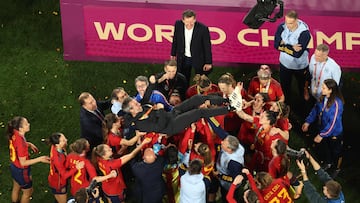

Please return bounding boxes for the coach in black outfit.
[171,9,213,84]
[78,92,111,151]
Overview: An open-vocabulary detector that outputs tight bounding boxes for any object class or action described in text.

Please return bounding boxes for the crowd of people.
[7,9,346,203]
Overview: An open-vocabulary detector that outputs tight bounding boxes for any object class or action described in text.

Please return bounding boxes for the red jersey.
[9,130,29,168]
[237,107,261,146]
[250,118,285,172]
[107,131,122,153]
[268,155,290,185]
[98,158,126,196]
[48,146,77,189]
[185,84,220,99]
[276,118,289,132]
[261,178,293,203]
[66,153,97,196]
[248,77,284,102]
[247,173,292,203]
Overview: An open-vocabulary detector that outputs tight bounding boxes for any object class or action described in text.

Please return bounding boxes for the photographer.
[67,187,99,203]
[296,150,345,203]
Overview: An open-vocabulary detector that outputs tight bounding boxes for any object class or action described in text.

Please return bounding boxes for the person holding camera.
[296,150,345,203]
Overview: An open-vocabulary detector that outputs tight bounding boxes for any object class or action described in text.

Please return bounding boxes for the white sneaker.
[229,86,242,111]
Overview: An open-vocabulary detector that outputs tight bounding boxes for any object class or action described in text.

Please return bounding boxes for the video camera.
[243,0,284,29]
[286,148,307,161]
[86,180,98,198]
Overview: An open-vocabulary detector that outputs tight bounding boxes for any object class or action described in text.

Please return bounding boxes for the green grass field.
[1,0,360,202]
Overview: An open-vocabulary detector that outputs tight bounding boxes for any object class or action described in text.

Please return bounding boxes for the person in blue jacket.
[302,79,344,174]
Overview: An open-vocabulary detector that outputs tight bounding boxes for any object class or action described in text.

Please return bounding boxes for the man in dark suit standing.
[78,92,111,152]
[171,9,213,85]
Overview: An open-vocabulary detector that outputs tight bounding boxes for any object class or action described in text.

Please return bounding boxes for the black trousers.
[179,56,212,85]
[279,63,310,118]
[164,94,229,135]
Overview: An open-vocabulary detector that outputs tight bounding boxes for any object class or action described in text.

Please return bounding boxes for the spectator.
[171,9,213,84]
[79,92,111,153]
[7,116,50,203]
[274,10,311,108]
[296,150,345,202]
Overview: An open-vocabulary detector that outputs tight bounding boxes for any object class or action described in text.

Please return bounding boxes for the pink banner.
[61,0,360,68]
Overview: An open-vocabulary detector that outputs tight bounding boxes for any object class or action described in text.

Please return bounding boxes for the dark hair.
[46,132,63,145]
[257,92,269,103]
[321,79,344,108]
[165,145,179,165]
[274,139,290,177]
[182,9,196,19]
[265,110,279,125]
[245,189,260,203]
[102,113,120,144]
[188,159,202,175]
[6,116,26,140]
[197,143,212,166]
[74,188,88,203]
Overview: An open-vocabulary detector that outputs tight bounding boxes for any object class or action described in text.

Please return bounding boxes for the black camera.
[286,148,306,161]
[86,180,98,198]
[243,0,284,29]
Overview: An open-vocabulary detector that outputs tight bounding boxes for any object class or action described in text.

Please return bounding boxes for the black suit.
[171,20,212,83]
[79,100,111,151]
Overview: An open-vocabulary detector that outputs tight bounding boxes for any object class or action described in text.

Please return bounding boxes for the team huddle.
[8,8,345,203]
